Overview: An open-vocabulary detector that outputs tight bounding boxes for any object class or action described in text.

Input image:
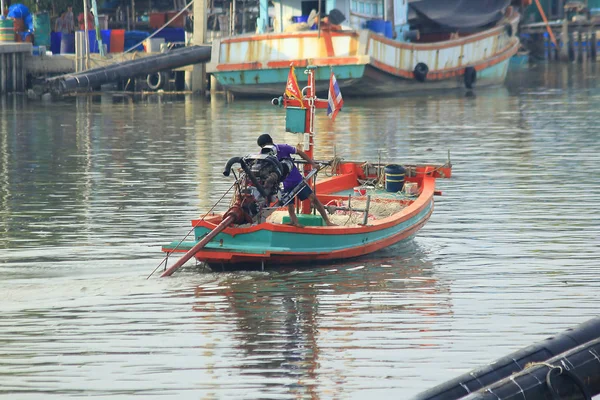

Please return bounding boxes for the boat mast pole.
[301,67,316,214]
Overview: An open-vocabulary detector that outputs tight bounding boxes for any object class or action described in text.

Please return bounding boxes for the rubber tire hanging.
[464,66,477,89]
[413,63,429,82]
[146,72,166,91]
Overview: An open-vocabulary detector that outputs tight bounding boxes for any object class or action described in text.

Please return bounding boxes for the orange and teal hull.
[162,163,451,268]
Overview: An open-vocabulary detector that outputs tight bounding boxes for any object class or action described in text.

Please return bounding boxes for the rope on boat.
[146,181,236,279]
[323,156,343,177]
[525,362,592,400]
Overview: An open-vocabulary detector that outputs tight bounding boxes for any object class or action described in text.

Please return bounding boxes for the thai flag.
[327,71,343,122]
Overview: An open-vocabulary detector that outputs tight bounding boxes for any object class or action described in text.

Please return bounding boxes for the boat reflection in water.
[190,240,452,398]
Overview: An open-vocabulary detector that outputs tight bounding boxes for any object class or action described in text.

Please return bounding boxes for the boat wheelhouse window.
[359,2,364,13]
[351,0,357,12]
[365,3,371,14]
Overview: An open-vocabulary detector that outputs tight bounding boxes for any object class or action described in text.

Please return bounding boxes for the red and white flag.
[327,71,343,121]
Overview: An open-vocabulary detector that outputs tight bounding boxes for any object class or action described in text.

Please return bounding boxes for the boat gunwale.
[164,205,434,263]
[190,174,437,236]
[367,8,520,51]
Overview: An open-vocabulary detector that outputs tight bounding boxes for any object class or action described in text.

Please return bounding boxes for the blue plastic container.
[152,27,185,43]
[60,32,75,53]
[384,21,393,39]
[124,30,150,51]
[292,15,308,23]
[366,19,393,39]
[50,31,61,54]
[86,30,98,53]
[384,164,406,192]
[100,29,111,52]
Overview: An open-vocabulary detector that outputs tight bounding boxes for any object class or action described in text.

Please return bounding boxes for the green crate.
[282,214,324,226]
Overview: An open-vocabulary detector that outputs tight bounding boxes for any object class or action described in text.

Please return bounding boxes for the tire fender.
[464,66,477,89]
[413,62,429,82]
[146,72,166,91]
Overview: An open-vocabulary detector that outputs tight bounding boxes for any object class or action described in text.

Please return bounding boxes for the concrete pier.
[0,43,31,94]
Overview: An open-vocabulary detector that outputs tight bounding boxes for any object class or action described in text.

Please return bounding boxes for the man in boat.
[257,134,335,227]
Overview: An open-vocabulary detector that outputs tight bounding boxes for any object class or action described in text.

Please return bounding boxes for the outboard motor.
[222,150,291,224]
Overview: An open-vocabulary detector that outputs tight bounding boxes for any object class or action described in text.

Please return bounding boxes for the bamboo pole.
[534,0,559,49]
[83,0,90,70]
[90,0,104,56]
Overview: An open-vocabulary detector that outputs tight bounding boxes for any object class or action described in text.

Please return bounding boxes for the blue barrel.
[50,31,61,54]
[60,32,75,53]
[385,164,406,192]
[33,12,51,47]
[384,21,393,39]
[366,19,393,39]
[100,29,111,52]
[88,30,98,53]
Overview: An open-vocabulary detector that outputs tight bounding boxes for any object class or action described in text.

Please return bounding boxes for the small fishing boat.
[158,66,451,276]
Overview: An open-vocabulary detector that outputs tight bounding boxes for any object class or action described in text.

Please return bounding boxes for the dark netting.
[408,0,510,31]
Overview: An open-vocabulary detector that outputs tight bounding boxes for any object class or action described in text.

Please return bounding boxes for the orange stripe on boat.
[221,31,359,44]
[266,60,308,68]
[223,57,363,71]
[216,62,262,71]
[310,57,361,66]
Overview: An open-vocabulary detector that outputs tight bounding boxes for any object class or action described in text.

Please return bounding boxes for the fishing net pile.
[267,198,410,226]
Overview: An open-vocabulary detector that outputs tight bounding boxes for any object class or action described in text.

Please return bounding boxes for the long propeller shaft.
[160,215,236,277]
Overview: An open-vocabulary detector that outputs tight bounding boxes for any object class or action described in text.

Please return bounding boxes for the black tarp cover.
[408,0,511,31]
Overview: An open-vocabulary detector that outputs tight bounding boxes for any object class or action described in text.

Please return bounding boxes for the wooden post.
[229,1,234,36]
[577,30,583,62]
[191,0,207,94]
[83,0,90,70]
[0,54,5,94]
[14,53,19,91]
[20,53,25,92]
[568,31,575,61]
[11,53,16,92]
[560,17,569,60]
[555,38,560,61]
[131,0,136,30]
[591,31,597,61]
[241,0,246,33]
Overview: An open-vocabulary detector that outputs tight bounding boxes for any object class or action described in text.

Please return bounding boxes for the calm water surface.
[1,63,599,399]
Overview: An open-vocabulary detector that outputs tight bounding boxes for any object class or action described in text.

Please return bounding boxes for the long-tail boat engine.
[222,148,292,225]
